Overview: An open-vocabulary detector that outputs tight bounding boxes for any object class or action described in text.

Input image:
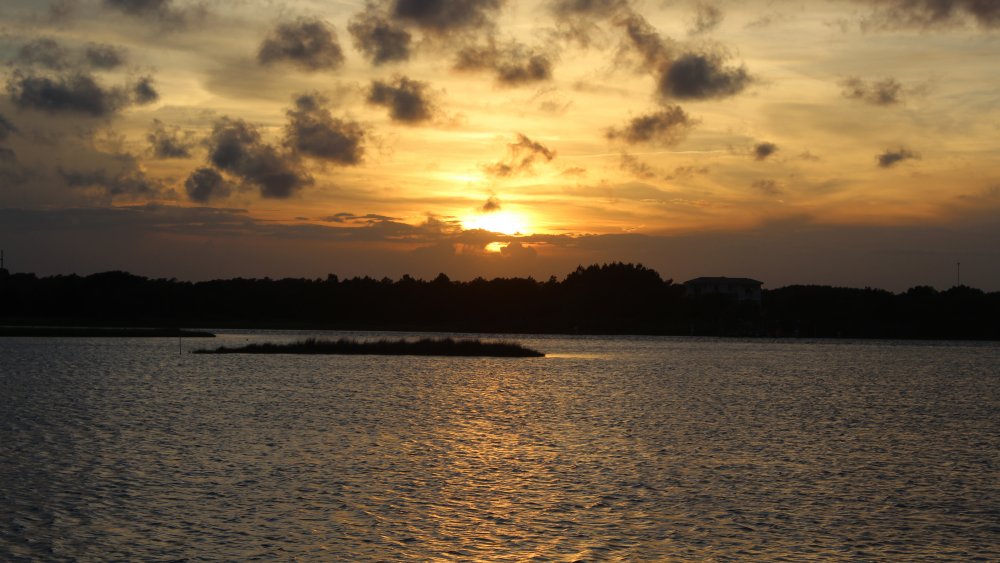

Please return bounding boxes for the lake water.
[1,332,998,560]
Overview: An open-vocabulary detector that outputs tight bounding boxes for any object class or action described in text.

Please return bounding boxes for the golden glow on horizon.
[462,211,530,236]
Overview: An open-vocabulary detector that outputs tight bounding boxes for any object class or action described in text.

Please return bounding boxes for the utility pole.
[956,261,961,287]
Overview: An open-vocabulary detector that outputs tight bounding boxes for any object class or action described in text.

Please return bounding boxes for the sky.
[0,0,998,290]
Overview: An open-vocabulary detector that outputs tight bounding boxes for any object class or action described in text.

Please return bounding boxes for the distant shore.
[194,337,545,357]
[3,264,999,340]
[0,326,215,338]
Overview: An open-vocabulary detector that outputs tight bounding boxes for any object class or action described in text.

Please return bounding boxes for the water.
[2,332,998,560]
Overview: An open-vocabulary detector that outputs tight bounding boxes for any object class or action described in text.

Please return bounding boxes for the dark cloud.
[690,2,724,35]
[324,212,403,224]
[14,38,72,70]
[658,51,752,100]
[133,76,159,105]
[751,178,782,195]
[148,119,194,159]
[13,38,129,71]
[184,167,231,202]
[0,147,15,163]
[207,117,312,198]
[348,4,412,65]
[105,0,170,16]
[59,166,160,197]
[454,43,555,86]
[619,153,656,179]
[284,93,366,165]
[606,106,695,145]
[754,142,778,161]
[84,44,128,69]
[103,0,196,29]
[0,114,17,141]
[745,14,781,29]
[49,0,78,23]
[258,18,345,72]
[612,10,751,100]
[877,147,920,168]
[500,240,537,259]
[551,0,628,19]
[391,0,504,35]
[666,165,709,179]
[367,76,436,123]
[840,77,904,106]
[7,72,128,117]
[483,133,556,177]
[861,0,1000,30]
[481,195,501,212]
[549,0,629,47]
[616,11,672,70]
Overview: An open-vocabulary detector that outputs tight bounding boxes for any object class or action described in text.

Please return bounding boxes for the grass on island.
[194,337,544,357]
[0,326,215,338]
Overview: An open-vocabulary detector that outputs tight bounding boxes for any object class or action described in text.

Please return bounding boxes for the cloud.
[551,0,628,19]
[481,195,501,212]
[348,4,412,65]
[754,142,778,161]
[619,152,656,179]
[184,167,232,202]
[6,72,129,117]
[751,178,782,195]
[103,0,198,29]
[258,18,346,72]
[860,0,1000,30]
[0,114,18,141]
[391,0,504,36]
[483,133,556,177]
[367,76,436,123]
[206,117,311,198]
[132,76,159,105]
[104,0,171,16]
[840,77,905,106]
[658,51,752,100]
[147,119,194,159]
[611,10,752,101]
[14,38,72,70]
[284,93,366,165]
[84,44,128,69]
[666,164,708,179]
[49,0,77,23]
[13,38,129,71]
[689,2,724,35]
[549,0,630,46]
[876,147,920,168]
[59,165,161,197]
[616,11,672,70]
[454,42,555,86]
[500,240,537,259]
[323,212,403,224]
[606,106,695,145]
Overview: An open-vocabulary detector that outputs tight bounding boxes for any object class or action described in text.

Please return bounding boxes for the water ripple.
[1,334,998,560]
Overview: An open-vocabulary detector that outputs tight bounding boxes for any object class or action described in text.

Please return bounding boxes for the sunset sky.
[1,0,998,289]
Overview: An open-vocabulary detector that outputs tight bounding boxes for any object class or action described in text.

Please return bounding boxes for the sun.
[462,211,530,235]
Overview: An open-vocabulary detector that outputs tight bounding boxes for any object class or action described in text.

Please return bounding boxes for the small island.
[194,337,544,357]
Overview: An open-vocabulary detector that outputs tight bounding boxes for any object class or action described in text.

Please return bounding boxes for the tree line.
[1,262,998,339]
